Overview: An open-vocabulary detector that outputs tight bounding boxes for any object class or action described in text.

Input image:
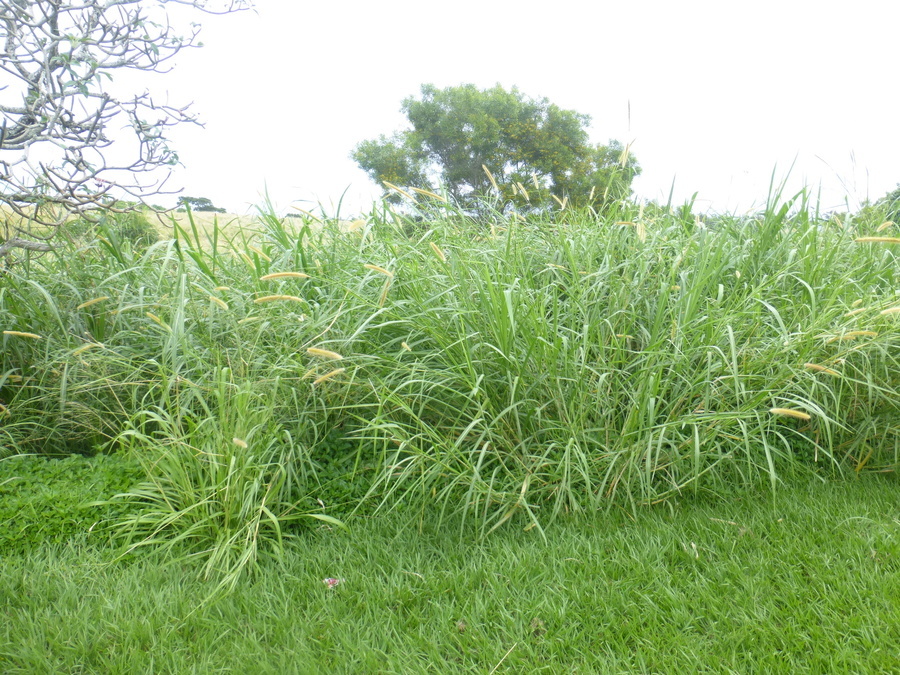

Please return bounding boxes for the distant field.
[2,204,361,249]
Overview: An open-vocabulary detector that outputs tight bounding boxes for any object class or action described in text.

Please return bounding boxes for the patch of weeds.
[0,453,144,553]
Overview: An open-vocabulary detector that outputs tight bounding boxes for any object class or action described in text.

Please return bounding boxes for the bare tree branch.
[0,0,251,259]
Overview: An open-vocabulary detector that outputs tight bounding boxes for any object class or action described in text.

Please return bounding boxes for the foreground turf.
[2,474,898,673]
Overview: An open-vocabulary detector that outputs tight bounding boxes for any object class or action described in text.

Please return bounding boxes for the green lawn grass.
[2,473,898,673]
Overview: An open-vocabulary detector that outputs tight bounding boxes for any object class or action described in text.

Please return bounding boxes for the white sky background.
[147,0,898,217]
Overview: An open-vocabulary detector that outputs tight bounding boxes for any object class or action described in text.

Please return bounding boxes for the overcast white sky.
[149,0,898,217]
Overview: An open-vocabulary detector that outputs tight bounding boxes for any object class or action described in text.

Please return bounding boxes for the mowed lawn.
[2,470,898,673]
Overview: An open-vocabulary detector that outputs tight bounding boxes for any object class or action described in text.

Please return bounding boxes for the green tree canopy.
[352,83,640,211]
[177,196,226,213]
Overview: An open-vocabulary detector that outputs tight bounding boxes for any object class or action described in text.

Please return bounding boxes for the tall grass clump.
[1,192,898,576]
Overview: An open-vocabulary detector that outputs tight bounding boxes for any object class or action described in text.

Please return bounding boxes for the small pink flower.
[322,577,344,589]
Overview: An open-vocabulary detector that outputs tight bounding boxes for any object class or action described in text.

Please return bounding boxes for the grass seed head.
[430,241,447,263]
[364,264,394,278]
[232,438,248,449]
[3,331,42,339]
[76,297,109,311]
[383,181,417,202]
[313,368,345,385]
[260,272,310,280]
[804,363,839,376]
[247,245,271,261]
[854,236,900,244]
[409,187,448,203]
[482,165,500,192]
[770,408,812,421]
[73,343,103,355]
[209,296,229,310]
[254,295,305,304]
[307,347,343,360]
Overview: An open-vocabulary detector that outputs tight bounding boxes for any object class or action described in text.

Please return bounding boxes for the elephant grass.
[0,188,898,586]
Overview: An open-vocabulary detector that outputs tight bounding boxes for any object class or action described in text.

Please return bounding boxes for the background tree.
[352,83,640,211]
[178,196,226,213]
[0,0,250,260]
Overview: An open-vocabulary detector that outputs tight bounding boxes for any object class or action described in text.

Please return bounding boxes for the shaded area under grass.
[2,475,898,673]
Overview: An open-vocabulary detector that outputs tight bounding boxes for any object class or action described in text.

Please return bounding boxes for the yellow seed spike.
[769,408,811,421]
[482,165,499,192]
[247,245,272,261]
[803,363,839,376]
[313,368,346,385]
[531,173,540,191]
[259,272,310,280]
[854,236,900,244]
[364,264,394,278]
[881,306,900,315]
[379,278,392,307]
[551,194,565,209]
[76,296,109,311]
[409,187,448,203]
[876,221,895,232]
[307,347,343,360]
[516,182,530,202]
[253,295,305,304]
[636,222,647,242]
[209,295,229,310]
[292,208,323,223]
[619,141,633,168]
[144,313,170,331]
[2,331,42,339]
[430,241,447,263]
[73,343,103,355]
[232,438,248,449]
[382,181,417,202]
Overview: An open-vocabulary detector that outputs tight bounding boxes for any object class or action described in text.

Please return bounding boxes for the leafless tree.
[0,0,251,260]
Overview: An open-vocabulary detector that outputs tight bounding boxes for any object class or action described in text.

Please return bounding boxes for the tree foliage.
[178,196,226,213]
[352,83,640,211]
[0,0,250,260]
